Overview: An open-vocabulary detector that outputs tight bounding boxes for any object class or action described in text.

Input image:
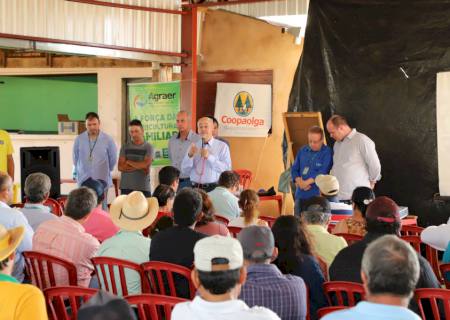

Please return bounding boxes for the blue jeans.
[294,198,302,216]
[178,178,192,190]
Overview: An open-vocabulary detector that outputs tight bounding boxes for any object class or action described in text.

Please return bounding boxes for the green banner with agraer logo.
[128,81,180,166]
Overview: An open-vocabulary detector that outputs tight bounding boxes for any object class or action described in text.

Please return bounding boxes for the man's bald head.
[197,117,214,141]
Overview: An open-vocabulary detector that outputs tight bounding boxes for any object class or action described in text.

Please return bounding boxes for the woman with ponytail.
[332,186,375,236]
[228,189,268,228]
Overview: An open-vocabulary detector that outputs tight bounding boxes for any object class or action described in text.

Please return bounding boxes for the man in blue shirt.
[73,112,117,205]
[323,235,421,320]
[291,126,332,215]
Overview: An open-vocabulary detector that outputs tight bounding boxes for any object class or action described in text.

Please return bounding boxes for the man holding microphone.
[181,117,231,192]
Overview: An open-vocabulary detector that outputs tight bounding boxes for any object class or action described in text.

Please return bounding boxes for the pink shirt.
[195,222,230,237]
[82,207,119,242]
[33,216,100,287]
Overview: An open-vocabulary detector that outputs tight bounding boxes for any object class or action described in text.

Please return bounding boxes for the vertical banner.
[128,81,180,166]
[437,72,450,196]
[214,82,272,137]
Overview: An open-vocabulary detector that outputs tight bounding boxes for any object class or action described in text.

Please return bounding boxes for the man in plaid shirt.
[238,226,308,320]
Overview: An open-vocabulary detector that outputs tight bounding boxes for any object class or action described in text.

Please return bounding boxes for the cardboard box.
[57,114,86,135]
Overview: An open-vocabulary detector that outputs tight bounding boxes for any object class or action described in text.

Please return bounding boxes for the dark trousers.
[191,182,218,193]
[121,189,152,197]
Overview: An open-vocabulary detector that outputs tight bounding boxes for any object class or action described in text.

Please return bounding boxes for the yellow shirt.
[306,224,348,267]
[0,275,47,320]
[0,130,13,173]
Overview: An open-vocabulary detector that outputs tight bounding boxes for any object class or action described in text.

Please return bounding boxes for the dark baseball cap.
[366,196,400,224]
[81,177,107,199]
[238,226,274,260]
[77,290,136,320]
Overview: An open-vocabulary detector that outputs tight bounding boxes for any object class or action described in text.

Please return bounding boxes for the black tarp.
[289,0,450,226]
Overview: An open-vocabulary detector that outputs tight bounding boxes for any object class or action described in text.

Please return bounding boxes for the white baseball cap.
[315,174,340,196]
[194,235,244,272]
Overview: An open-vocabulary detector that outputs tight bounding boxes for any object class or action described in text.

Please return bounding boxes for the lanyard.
[88,136,98,160]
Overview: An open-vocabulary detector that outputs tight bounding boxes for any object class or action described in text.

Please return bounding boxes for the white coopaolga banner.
[436,72,450,196]
[214,82,272,137]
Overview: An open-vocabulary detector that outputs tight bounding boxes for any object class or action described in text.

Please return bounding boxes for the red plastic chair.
[260,215,277,228]
[43,198,64,216]
[401,235,421,253]
[440,263,450,289]
[327,223,336,233]
[316,255,329,281]
[214,214,230,225]
[317,306,348,318]
[24,251,77,290]
[124,294,188,320]
[228,226,243,238]
[415,288,450,320]
[323,281,365,306]
[91,256,146,296]
[234,169,253,189]
[141,261,195,299]
[143,212,173,237]
[44,286,98,320]
[334,233,363,246]
[400,225,424,236]
[425,245,442,283]
[56,196,67,211]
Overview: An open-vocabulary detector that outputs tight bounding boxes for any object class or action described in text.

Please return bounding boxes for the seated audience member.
[78,290,136,320]
[323,235,421,320]
[81,178,119,242]
[314,175,353,215]
[329,196,441,316]
[149,216,174,238]
[97,191,158,296]
[0,172,33,282]
[0,224,47,319]
[33,187,99,287]
[421,216,450,251]
[208,170,240,221]
[145,184,175,235]
[149,188,207,297]
[301,197,347,266]
[238,226,307,320]
[332,187,375,236]
[21,172,57,231]
[272,215,327,319]
[158,165,180,192]
[195,189,230,236]
[172,235,280,320]
[229,190,268,228]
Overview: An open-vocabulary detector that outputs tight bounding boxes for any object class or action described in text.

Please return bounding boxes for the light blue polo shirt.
[322,301,421,320]
[208,186,240,220]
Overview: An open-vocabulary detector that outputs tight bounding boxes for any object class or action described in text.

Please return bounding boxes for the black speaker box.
[20,147,60,201]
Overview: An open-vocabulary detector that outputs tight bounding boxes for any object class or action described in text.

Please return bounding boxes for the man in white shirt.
[208,171,240,220]
[182,117,231,192]
[172,235,280,320]
[421,217,450,251]
[0,172,33,282]
[327,115,381,201]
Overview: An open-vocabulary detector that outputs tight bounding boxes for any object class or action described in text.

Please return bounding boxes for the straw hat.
[0,225,25,261]
[109,191,159,232]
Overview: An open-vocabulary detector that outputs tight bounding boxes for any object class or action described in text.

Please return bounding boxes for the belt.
[179,177,190,182]
[192,182,217,188]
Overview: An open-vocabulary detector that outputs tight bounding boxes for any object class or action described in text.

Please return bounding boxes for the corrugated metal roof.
[0,0,181,54]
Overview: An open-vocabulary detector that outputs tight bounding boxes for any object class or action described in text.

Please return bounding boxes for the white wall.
[1,67,157,200]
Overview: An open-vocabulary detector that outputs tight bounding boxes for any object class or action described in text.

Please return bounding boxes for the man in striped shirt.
[33,187,99,287]
[238,226,308,320]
